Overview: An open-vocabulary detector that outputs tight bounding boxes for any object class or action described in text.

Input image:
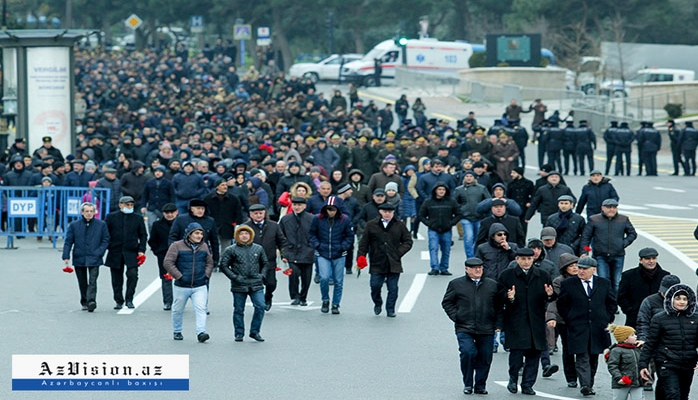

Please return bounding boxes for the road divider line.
[420,251,429,260]
[117,278,161,315]
[494,381,575,400]
[397,273,427,313]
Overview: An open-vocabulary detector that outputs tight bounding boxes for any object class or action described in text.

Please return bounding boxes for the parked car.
[288,54,363,83]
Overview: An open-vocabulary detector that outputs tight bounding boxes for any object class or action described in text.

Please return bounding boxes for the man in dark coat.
[62,202,110,312]
[525,171,575,225]
[507,167,535,236]
[147,203,179,310]
[442,257,503,395]
[357,202,413,317]
[617,247,670,328]
[242,204,287,311]
[168,199,220,265]
[498,247,556,396]
[545,195,586,255]
[419,183,461,276]
[140,165,176,230]
[105,196,148,309]
[558,257,617,396]
[275,161,315,199]
[279,197,315,306]
[575,170,619,219]
[204,178,243,250]
[476,199,525,248]
[475,222,518,280]
[120,160,148,210]
[64,160,94,188]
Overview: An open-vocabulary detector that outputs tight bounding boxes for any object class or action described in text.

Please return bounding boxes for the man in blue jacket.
[62,202,110,312]
[172,161,206,214]
[309,196,354,314]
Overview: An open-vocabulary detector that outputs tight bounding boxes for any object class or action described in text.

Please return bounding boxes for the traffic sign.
[257,27,270,39]
[257,38,271,47]
[190,15,204,33]
[233,24,252,40]
[125,14,143,30]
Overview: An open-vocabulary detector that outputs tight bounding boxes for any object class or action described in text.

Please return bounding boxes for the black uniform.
[639,122,661,176]
[575,123,596,176]
[562,122,578,175]
[603,122,618,175]
[613,122,634,176]
[680,122,698,176]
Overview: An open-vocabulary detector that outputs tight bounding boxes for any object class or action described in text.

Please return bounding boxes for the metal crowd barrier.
[1,186,111,248]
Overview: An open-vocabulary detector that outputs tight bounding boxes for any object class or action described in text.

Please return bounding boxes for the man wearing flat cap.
[525,170,575,225]
[580,198,637,295]
[544,195,586,255]
[558,256,616,397]
[617,247,670,328]
[442,257,503,395]
[357,202,413,317]
[498,247,556,396]
[204,178,243,251]
[105,196,148,309]
[279,197,315,306]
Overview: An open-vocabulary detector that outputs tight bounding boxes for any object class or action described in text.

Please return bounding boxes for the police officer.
[680,121,698,176]
[575,120,596,176]
[533,120,549,168]
[667,119,682,175]
[603,121,618,176]
[614,122,634,176]
[562,121,578,175]
[546,121,564,172]
[640,122,661,176]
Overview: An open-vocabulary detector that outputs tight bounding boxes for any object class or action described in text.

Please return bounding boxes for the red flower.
[163,273,174,281]
[357,255,368,269]
[136,254,146,265]
[620,376,632,385]
[584,246,592,252]
[62,266,74,273]
[283,268,293,276]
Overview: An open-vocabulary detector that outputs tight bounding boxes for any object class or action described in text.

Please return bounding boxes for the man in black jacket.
[147,203,179,310]
[242,204,287,311]
[105,196,148,310]
[419,183,461,276]
[204,179,243,250]
[168,199,220,265]
[357,202,413,317]
[617,247,670,328]
[545,195,586,255]
[442,257,503,395]
[525,171,575,225]
[476,199,525,248]
[279,198,315,306]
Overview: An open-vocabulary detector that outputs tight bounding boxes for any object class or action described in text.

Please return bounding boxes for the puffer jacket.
[163,222,214,288]
[580,212,637,257]
[219,225,269,293]
[309,197,354,260]
[606,344,642,389]
[575,178,619,218]
[639,284,698,371]
[442,275,503,335]
[636,293,665,341]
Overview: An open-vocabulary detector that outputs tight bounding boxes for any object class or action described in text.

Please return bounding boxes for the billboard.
[485,34,542,67]
[26,47,72,159]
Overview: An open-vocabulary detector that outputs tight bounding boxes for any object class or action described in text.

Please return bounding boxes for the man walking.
[148,203,179,310]
[279,197,315,306]
[442,257,503,395]
[617,247,670,328]
[105,196,148,309]
[419,183,461,276]
[62,202,110,312]
[357,202,413,317]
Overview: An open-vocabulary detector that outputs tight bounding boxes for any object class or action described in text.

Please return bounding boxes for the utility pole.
[2,0,7,30]
[327,12,334,54]
[65,0,72,29]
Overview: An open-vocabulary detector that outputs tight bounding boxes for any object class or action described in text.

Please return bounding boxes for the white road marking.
[689,204,698,208]
[397,273,427,313]
[644,203,692,210]
[0,309,20,314]
[417,233,425,240]
[618,204,649,210]
[421,251,429,260]
[653,186,686,193]
[494,381,576,400]
[118,278,161,315]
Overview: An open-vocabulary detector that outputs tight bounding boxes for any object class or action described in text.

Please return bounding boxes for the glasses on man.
[495,232,507,237]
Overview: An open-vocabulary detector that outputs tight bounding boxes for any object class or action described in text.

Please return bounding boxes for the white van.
[341,38,473,87]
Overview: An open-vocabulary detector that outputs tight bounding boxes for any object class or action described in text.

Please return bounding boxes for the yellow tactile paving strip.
[628,214,698,262]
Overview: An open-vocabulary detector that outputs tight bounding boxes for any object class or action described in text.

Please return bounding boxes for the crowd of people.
[4,46,698,398]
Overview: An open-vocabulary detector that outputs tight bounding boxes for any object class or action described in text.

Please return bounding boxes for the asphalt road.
[3,82,698,399]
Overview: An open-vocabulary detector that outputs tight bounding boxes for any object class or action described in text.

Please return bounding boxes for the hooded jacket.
[275,164,314,199]
[163,222,214,288]
[141,174,176,212]
[219,225,269,293]
[575,177,619,218]
[418,183,461,233]
[309,197,354,260]
[475,223,518,279]
[639,284,698,370]
[475,183,522,217]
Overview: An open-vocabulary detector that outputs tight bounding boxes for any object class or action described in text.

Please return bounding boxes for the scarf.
[640,265,659,281]
[555,209,573,238]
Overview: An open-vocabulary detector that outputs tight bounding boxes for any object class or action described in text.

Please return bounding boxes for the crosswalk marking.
[397,273,427,313]
[494,382,576,399]
[644,204,692,210]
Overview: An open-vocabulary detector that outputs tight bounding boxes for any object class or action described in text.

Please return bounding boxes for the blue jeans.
[460,219,480,258]
[370,273,400,313]
[233,290,265,337]
[595,255,625,295]
[457,332,494,390]
[428,229,452,272]
[172,285,208,335]
[317,256,345,305]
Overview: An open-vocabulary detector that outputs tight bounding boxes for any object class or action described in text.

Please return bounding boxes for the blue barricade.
[1,186,111,248]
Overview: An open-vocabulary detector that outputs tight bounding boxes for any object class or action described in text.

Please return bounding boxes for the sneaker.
[542,364,559,377]
[173,332,183,340]
[291,298,300,306]
[386,311,396,318]
[346,269,353,275]
[125,301,135,309]
[567,382,578,388]
[197,332,210,343]
[321,301,329,313]
[427,270,439,276]
[81,305,88,311]
[87,302,96,312]
[331,305,340,314]
[234,335,243,342]
[580,386,596,396]
[440,270,452,276]
[163,304,172,311]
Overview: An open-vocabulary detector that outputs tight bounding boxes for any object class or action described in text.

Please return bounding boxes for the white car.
[289,54,363,83]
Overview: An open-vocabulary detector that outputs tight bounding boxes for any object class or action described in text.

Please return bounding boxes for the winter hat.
[558,253,579,272]
[659,275,681,293]
[385,182,398,193]
[85,160,96,170]
[607,323,635,343]
[512,166,524,176]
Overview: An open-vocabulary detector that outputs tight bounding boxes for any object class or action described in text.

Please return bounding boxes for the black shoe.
[643,386,653,391]
[314,274,320,284]
[386,311,396,318]
[567,382,578,388]
[493,345,498,353]
[87,301,96,312]
[331,305,340,314]
[346,269,352,275]
[580,387,595,396]
[197,332,210,343]
[300,300,308,306]
[542,364,559,377]
[265,301,272,311]
[521,387,536,395]
[507,379,517,394]
[163,304,172,311]
[412,232,418,239]
[291,298,300,306]
[173,332,183,341]
[125,301,135,309]
[553,345,559,352]
[249,333,265,342]
[427,270,439,276]
[81,305,88,311]
[114,303,123,310]
[474,389,488,395]
[374,305,381,315]
[440,270,452,276]
[321,301,329,313]
[463,387,473,395]
[234,335,243,342]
